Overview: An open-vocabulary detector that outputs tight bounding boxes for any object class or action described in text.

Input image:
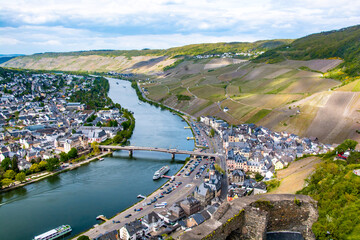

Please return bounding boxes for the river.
[0,78,194,240]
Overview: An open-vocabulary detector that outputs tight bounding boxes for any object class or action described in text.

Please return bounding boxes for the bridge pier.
[171,153,175,160]
[129,150,133,157]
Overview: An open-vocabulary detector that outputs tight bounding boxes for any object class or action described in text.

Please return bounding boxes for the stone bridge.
[98,145,220,159]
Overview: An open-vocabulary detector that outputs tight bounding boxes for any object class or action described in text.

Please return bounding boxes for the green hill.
[163,39,293,56]
[255,25,360,80]
[8,39,292,59]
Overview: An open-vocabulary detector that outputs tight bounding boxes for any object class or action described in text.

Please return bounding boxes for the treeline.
[70,77,113,110]
[163,59,184,71]
[130,81,184,116]
[112,109,135,144]
[15,39,292,61]
[0,155,60,188]
[298,139,360,239]
[254,25,360,81]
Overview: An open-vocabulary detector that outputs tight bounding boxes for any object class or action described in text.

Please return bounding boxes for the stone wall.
[178,194,318,240]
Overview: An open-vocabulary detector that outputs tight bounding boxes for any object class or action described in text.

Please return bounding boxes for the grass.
[190,85,226,102]
[245,109,272,123]
[348,224,360,239]
[266,81,294,94]
[271,157,321,194]
[146,84,169,101]
[352,80,360,92]
[220,99,255,120]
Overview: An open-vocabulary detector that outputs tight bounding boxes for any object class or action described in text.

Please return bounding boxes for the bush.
[77,236,90,240]
[265,179,280,191]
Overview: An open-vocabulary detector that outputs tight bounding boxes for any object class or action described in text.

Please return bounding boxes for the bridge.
[98,145,220,159]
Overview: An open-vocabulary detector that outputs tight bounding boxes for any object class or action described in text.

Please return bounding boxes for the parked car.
[125,214,132,218]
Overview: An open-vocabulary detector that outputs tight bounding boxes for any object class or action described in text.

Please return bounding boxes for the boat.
[137,194,147,199]
[99,158,104,161]
[116,82,119,85]
[33,225,72,240]
[153,165,170,180]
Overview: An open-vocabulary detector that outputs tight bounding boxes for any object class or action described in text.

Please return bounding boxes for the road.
[81,156,213,239]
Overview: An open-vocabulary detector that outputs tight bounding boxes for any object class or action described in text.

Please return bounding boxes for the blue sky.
[0,0,359,54]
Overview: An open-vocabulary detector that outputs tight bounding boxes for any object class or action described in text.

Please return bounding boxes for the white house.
[142,211,164,232]
[119,219,147,240]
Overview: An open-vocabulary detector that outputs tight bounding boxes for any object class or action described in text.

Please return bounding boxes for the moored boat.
[33,225,72,240]
[153,165,170,180]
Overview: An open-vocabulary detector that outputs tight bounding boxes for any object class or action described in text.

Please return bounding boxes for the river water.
[0,78,194,240]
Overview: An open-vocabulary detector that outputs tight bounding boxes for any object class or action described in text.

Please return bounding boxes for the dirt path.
[270,156,321,194]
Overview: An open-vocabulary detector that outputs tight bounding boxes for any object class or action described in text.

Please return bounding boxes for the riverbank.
[0,78,194,240]
[0,152,112,193]
[70,79,199,239]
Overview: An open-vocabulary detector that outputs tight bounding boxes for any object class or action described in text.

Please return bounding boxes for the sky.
[0,0,360,55]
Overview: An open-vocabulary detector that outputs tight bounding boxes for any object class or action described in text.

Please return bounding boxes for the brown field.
[204,58,246,69]
[271,157,321,194]
[2,55,177,74]
[280,59,343,72]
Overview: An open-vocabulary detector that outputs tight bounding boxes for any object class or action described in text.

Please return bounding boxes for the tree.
[121,120,130,130]
[46,158,60,171]
[255,173,264,182]
[214,164,225,174]
[4,170,16,179]
[30,163,40,173]
[197,116,200,122]
[60,152,69,162]
[345,151,360,164]
[39,161,47,171]
[113,134,123,143]
[1,178,13,187]
[11,156,19,172]
[15,172,26,182]
[68,148,78,159]
[77,236,90,240]
[335,139,358,153]
[210,129,215,138]
[1,157,11,171]
[91,142,100,155]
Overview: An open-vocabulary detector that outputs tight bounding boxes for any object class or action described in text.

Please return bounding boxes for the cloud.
[0,0,359,54]
[0,25,264,54]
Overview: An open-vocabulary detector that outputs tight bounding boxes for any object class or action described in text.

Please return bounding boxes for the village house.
[179,197,201,216]
[119,219,147,240]
[142,211,164,232]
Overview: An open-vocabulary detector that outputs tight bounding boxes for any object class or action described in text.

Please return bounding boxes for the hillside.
[140,57,351,143]
[0,39,291,74]
[2,25,360,143]
[255,24,360,81]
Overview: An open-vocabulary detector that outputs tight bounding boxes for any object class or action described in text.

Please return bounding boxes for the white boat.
[99,158,104,161]
[33,225,72,240]
[137,194,147,199]
[153,165,170,180]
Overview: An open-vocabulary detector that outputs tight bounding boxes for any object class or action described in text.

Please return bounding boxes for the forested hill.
[0,39,292,74]
[7,39,292,59]
[255,25,360,80]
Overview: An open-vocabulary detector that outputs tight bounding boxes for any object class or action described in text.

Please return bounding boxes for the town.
[0,69,336,240]
[0,70,131,188]
[85,115,330,240]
